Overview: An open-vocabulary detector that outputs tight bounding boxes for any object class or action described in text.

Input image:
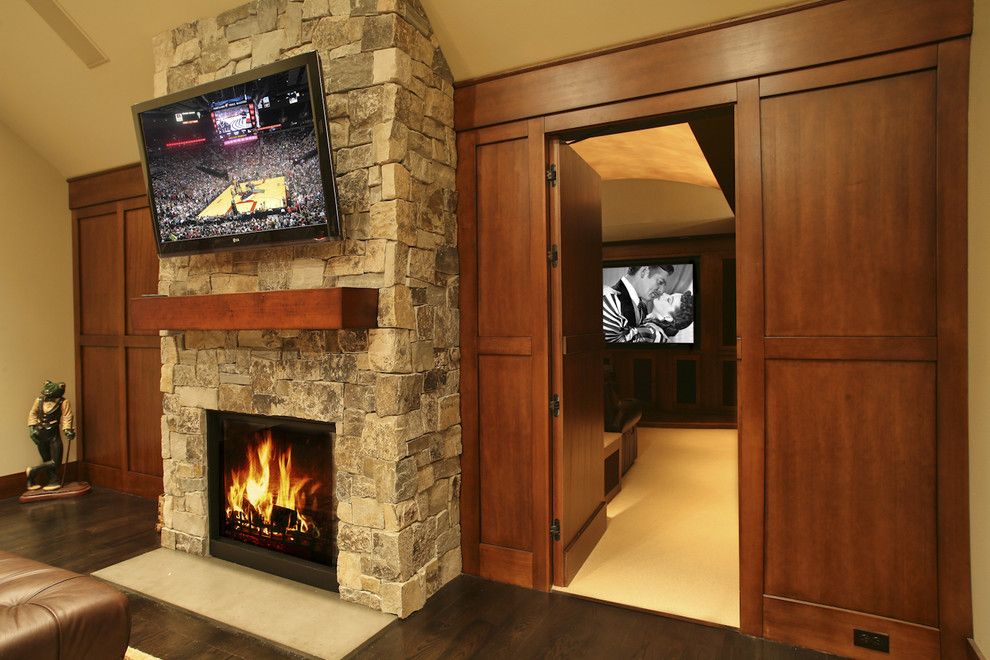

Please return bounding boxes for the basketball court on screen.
[197,176,288,218]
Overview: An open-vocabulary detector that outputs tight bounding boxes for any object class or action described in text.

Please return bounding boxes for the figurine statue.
[26,380,75,491]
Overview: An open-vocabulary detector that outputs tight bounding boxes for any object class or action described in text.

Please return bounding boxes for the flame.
[225,429,321,537]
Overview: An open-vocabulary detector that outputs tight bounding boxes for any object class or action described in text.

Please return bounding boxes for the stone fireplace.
[154,0,460,618]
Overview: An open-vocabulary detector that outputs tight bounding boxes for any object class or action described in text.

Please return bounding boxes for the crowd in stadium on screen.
[148,127,326,242]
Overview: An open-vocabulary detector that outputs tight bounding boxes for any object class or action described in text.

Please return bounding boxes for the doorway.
[547,108,740,627]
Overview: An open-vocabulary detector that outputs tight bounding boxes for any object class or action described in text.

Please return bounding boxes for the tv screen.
[603,259,698,346]
[133,52,340,256]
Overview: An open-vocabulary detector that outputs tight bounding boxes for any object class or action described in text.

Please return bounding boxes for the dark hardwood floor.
[1,488,835,660]
[347,577,837,660]
[0,488,307,660]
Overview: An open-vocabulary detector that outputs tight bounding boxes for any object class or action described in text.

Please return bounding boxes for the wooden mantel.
[129,288,379,331]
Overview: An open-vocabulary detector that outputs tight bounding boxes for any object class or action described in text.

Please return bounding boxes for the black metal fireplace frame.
[206,410,338,592]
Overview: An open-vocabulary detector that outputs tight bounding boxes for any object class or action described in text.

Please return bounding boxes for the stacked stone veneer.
[153,0,459,617]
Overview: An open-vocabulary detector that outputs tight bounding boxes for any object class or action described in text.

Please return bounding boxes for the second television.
[603,258,698,347]
[133,52,340,256]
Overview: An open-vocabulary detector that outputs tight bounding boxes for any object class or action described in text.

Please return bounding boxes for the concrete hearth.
[154,0,460,618]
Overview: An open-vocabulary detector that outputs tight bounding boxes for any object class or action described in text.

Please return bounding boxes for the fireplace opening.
[207,410,337,591]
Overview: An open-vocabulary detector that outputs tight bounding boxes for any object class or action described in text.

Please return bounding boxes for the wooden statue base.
[19,481,91,503]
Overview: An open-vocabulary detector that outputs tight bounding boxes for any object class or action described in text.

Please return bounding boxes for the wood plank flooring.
[0,488,306,659]
[347,577,837,659]
[1,488,835,659]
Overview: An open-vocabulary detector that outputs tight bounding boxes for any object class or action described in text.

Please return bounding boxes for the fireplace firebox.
[206,410,337,591]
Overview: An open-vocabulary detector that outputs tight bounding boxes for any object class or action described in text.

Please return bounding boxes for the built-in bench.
[604,427,638,502]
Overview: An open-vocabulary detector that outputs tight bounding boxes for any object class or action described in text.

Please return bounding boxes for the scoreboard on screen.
[210,96,257,139]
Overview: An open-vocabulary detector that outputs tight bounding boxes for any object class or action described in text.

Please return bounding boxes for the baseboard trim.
[0,462,81,500]
[969,638,987,660]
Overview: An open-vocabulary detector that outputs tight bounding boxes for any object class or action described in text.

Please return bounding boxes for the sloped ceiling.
[0,0,795,178]
[418,0,797,82]
[0,0,247,178]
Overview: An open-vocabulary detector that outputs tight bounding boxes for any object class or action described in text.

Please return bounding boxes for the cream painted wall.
[421,0,795,81]
[0,120,76,478]
[970,0,989,650]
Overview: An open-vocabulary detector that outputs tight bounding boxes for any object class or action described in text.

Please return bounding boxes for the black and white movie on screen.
[602,261,697,346]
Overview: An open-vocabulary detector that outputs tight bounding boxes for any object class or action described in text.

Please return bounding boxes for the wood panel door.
[549,143,605,586]
[754,45,970,658]
[71,165,163,499]
[459,119,552,589]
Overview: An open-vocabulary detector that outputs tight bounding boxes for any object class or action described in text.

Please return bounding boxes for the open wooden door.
[550,142,606,586]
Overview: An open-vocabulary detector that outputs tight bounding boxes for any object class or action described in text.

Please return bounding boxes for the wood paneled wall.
[604,235,736,426]
[455,0,972,657]
[69,164,163,498]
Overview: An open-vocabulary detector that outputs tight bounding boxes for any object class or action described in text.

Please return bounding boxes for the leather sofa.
[0,551,130,659]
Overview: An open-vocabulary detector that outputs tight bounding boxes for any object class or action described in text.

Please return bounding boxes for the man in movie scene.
[603,264,694,343]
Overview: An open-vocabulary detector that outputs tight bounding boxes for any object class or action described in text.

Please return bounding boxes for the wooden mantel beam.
[129,288,379,332]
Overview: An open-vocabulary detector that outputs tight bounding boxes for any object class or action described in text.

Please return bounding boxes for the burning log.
[271,504,298,531]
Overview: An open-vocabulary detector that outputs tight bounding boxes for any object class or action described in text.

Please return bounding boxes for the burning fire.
[226,430,321,536]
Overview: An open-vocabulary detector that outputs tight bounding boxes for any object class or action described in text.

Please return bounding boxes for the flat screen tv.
[603,258,698,347]
[132,52,340,256]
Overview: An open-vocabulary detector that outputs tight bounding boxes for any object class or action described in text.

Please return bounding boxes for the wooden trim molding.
[68,163,146,210]
[763,595,941,658]
[759,44,937,97]
[764,337,938,362]
[0,462,81,500]
[454,0,971,130]
[735,77,766,636]
[968,638,987,660]
[543,84,736,134]
[604,234,735,259]
[456,128,481,576]
[935,36,974,659]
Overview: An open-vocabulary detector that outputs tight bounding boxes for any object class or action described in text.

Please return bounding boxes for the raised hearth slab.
[94,549,393,659]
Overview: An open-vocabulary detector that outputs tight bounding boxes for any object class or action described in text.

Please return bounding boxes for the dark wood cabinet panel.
[550,144,605,585]
[763,595,940,659]
[80,346,123,469]
[766,359,938,627]
[126,347,164,478]
[460,120,551,589]
[124,207,159,336]
[762,71,937,337]
[476,138,532,339]
[478,355,534,552]
[71,166,162,499]
[78,213,123,336]
[721,258,736,346]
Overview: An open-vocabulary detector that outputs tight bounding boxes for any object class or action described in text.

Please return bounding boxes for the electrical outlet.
[853,629,890,653]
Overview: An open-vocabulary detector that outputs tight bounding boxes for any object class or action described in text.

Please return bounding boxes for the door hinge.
[546,163,557,187]
[550,518,561,542]
[548,244,559,268]
[550,393,560,417]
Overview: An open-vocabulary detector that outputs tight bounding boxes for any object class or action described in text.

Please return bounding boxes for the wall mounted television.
[132,52,340,256]
[603,258,699,347]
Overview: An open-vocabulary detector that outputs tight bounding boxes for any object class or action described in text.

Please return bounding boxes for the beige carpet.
[555,427,740,627]
[95,549,393,659]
